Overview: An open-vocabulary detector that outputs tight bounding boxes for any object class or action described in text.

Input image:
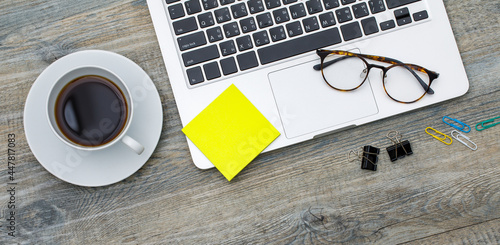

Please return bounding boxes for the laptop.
[146,0,469,169]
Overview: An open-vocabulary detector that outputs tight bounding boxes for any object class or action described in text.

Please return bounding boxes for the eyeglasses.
[313,49,439,104]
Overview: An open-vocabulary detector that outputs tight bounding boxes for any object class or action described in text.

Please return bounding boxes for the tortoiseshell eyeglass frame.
[314,49,440,104]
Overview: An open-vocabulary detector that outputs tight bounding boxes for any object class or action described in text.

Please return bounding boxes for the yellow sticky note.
[182,84,280,181]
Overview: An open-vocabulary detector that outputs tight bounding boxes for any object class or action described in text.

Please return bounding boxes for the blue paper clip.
[442,116,470,133]
[475,116,500,131]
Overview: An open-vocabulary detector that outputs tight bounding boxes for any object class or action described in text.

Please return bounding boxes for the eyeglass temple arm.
[314,50,435,94]
[312,55,351,70]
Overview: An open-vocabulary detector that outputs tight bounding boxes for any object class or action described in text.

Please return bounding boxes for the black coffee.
[55,75,128,146]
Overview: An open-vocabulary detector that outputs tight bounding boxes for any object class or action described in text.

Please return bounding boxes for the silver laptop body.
[146,0,469,169]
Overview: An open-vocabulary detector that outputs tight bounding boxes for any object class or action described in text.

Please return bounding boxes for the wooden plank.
[0,0,499,244]
[405,218,500,244]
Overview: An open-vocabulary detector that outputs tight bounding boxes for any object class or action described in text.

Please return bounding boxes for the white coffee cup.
[46,66,144,155]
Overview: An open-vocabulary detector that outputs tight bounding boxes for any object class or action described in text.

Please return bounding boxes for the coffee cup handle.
[122,135,144,155]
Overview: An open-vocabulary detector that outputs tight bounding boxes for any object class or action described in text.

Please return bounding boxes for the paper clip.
[475,116,500,131]
[385,131,413,162]
[450,130,477,151]
[425,127,452,145]
[348,145,380,171]
[442,116,470,133]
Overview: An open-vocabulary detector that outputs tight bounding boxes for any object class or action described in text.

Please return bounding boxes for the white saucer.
[24,50,163,187]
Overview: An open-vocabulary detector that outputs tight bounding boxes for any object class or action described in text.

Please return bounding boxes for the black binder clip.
[348,145,380,171]
[386,131,413,162]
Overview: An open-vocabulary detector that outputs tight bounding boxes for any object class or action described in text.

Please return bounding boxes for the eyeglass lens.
[383,64,430,102]
[321,55,367,91]
[321,53,430,103]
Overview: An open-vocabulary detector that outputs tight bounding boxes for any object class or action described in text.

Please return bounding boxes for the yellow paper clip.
[425,127,452,145]
[450,130,477,151]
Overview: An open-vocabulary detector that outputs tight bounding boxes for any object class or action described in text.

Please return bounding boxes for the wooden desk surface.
[1,0,499,244]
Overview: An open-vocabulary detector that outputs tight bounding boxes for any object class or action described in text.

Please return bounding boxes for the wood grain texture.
[1,0,499,244]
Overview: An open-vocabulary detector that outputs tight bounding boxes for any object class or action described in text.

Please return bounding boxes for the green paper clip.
[475,116,500,131]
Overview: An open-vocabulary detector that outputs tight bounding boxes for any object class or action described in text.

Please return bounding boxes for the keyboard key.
[220,0,235,5]
[380,19,395,30]
[283,0,298,4]
[182,45,220,67]
[306,0,323,15]
[173,17,198,35]
[219,40,237,56]
[335,7,353,23]
[214,7,231,23]
[397,16,412,26]
[303,16,320,32]
[341,0,355,5]
[394,7,409,18]
[223,22,240,38]
[237,51,259,70]
[368,0,385,14]
[236,35,253,51]
[269,26,286,42]
[286,21,303,37]
[256,12,274,28]
[264,0,281,9]
[220,57,238,75]
[289,3,307,19]
[413,10,428,21]
[340,21,362,41]
[206,26,224,42]
[240,17,257,33]
[258,28,341,65]
[319,12,336,27]
[323,0,340,10]
[231,2,248,19]
[203,62,221,80]
[186,66,204,85]
[177,31,207,51]
[386,0,420,9]
[168,4,185,20]
[352,2,369,18]
[185,0,202,15]
[166,0,181,4]
[248,0,265,14]
[253,30,270,46]
[273,8,290,24]
[202,0,218,10]
[198,12,215,28]
[361,17,378,35]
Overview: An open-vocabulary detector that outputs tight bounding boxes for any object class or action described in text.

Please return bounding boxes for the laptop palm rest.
[268,59,379,139]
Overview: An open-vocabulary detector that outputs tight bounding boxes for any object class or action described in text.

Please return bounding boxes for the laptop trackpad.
[269,59,379,139]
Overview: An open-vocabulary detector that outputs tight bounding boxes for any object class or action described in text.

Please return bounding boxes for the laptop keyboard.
[164,0,429,86]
